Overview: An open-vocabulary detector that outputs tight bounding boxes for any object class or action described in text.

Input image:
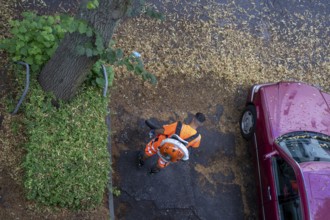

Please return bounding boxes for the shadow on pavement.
[114,115,245,220]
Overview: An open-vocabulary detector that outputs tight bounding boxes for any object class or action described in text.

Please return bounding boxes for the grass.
[22,81,110,209]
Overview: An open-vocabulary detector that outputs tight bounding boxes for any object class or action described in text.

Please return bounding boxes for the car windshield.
[276,132,330,163]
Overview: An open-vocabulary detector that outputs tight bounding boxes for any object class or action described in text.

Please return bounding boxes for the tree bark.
[38,0,130,100]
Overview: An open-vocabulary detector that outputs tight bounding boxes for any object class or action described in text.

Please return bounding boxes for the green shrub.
[23,81,110,209]
[86,60,115,89]
[0,12,66,73]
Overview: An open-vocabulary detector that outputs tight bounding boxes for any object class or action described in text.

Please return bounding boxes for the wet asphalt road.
[114,112,246,220]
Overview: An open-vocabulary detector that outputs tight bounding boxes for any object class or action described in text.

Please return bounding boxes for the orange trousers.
[144,136,170,168]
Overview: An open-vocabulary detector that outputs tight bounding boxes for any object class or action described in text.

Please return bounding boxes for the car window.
[273,158,303,220]
[276,132,330,163]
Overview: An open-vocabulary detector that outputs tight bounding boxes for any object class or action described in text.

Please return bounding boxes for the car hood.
[300,162,330,220]
[262,82,330,139]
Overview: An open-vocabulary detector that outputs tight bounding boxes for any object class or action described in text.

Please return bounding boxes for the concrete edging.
[106,108,115,220]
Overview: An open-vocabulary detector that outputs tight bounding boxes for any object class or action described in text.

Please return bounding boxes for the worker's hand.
[148,130,156,138]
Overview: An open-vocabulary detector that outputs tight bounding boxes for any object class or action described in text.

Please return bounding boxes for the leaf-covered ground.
[114,0,329,95]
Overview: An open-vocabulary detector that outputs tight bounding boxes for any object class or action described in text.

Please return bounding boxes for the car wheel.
[240,105,257,140]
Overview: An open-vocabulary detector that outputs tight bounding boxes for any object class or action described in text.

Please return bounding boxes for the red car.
[240,82,330,220]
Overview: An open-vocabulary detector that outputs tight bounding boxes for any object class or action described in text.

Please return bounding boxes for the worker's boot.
[137,151,144,168]
[149,164,161,174]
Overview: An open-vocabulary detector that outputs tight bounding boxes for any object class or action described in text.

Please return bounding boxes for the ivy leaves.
[101,49,157,84]
[0,12,65,72]
[87,49,157,89]
[75,32,104,58]
[72,20,157,84]
[87,0,99,10]
[87,60,114,88]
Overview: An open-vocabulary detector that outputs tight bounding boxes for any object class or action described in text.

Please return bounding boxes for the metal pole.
[102,64,108,97]
[12,61,30,115]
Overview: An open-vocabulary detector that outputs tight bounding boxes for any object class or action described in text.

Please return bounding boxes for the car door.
[254,134,279,219]
[272,156,303,220]
[253,90,279,219]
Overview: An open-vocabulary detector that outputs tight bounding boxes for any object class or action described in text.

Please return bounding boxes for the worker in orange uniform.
[138,113,206,173]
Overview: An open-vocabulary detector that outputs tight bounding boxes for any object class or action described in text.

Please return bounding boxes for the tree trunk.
[38,0,130,100]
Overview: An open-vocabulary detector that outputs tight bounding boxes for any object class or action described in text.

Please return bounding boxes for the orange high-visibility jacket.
[162,121,201,148]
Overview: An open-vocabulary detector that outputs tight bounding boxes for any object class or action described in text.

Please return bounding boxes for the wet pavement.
[114,113,246,220]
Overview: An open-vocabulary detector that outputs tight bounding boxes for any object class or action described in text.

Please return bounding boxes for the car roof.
[300,162,330,220]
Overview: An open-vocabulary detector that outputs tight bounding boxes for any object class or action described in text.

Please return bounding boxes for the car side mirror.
[263,150,278,160]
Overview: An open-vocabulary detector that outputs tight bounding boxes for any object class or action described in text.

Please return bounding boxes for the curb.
[106,108,115,220]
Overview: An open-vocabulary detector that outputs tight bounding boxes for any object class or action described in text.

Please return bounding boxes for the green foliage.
[101,49,157,84]
[76,33,104,58]
[86,60,115,88]
[111,187,121,197]
[87,0,99,10]
[0,12,66,73]
[23,81,110,209]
